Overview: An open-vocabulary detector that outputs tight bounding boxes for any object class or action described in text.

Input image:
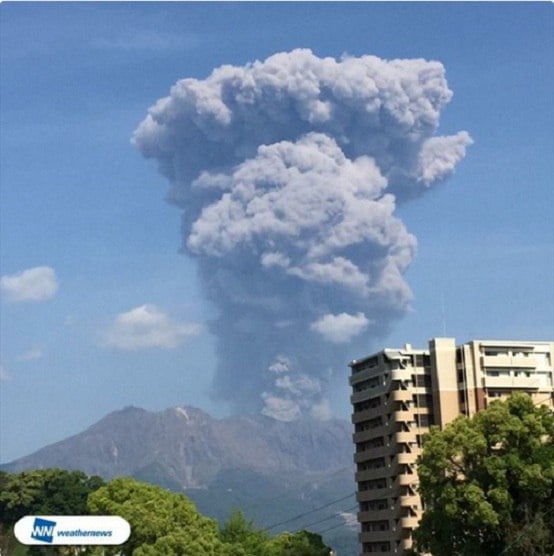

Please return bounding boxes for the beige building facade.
[350,338,554,555]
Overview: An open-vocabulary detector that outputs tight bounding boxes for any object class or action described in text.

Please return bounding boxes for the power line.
[313,519,359,536]
[243,465,354,512]
[299,503,358,531]
[263,491,356,531]
[533,395,554,407]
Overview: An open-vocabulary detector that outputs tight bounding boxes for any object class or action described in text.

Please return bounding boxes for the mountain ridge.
[3,404,359,555]
[3,404,354,488]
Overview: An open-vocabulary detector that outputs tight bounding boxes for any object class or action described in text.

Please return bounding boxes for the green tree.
[0,468,104,521]
[0,471,334,556]
[87,477,236,556]
[0,468,105,556]
[220,510,269,555]
[413,393,554,556]
[265,530,332,556]
[219,510,333,556]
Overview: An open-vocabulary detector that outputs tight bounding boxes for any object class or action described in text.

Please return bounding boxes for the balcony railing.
[392,389,412,402]
[482,354,537,368]
[351,385,389,404]
[357,487,390,502]
[484,375,539,389]
[400,515,420,529]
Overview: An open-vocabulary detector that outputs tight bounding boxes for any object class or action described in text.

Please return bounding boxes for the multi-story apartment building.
[350,338,554,555]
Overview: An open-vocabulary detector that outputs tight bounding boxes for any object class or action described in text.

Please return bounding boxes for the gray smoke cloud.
[133,49,471,419]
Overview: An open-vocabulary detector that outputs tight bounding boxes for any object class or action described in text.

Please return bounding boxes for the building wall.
[429,338,458,426]
[350,338,554,556]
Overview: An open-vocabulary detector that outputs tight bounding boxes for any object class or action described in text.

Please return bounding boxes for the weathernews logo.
[30,518,56,543]
[14,516,130,546]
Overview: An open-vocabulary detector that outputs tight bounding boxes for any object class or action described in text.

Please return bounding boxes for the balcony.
[359,509,395,522]
[401,538,414,551]
[400,515,420,529]
[356,468,390,482]
[482,354,537,368]
[393,410,415,423]
[393,474,418,488]
[354,443,393,459]
[360,530,394,543]
[354,446,391,464]
[484,375,539,390]
[394,431,416,444]
[396,452,418,465]
[357,487,390,502]
[352,405,387,424]
[392,389,412,402]
[391,368,414,381]
[363,423,392,439]
[350,367,382,384]
[353,429,383,444]
[399,494,420,508]
[352,386,389,404]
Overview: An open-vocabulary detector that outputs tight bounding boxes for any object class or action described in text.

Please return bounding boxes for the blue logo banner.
[30,517,57,543]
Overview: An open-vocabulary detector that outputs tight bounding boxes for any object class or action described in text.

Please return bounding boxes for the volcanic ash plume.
[133,49,471,420]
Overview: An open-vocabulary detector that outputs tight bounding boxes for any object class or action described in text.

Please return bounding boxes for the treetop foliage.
[414,393,554,556]
[1,471,333,556]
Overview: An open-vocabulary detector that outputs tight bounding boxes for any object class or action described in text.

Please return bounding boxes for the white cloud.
[263,358,327,422]
[311,312,370,343]
[275,374,322,396]
[287,257,370,295]
[268,356,292,374]
[261,252,291,270]
[0,266,58,303]
[261,393,302,422]
[339,511,359,530]
[104,304,202,351]
[310,399,333,421]
[417,131,474,185]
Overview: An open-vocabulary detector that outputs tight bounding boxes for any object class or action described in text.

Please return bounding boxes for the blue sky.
[1,2,553,462]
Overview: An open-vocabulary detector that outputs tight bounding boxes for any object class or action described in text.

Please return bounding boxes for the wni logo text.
[31,518,57,543]
[15,515,130,545]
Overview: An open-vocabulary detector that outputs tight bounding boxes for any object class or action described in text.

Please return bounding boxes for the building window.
[396,422,410,433]
[353,356,379,373]
[485,368,510,377]
[356,419,384,433]
[360,499,389,512]
[397,443,412,454]
[353,375,385,393]
[483,347,509,356]
[354,397,382,412]
[392,379,410,390]
[399,485,417,496]
[358,457,386,471]
[362,520,390,532]
[415,414,435,427]
[357,437,385,453]
[413,393,433,407]
[362,542,391,553]
[412,374,432,388]
[399,464,414,475]
[359,478,387,491]
[456,349,463,364]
